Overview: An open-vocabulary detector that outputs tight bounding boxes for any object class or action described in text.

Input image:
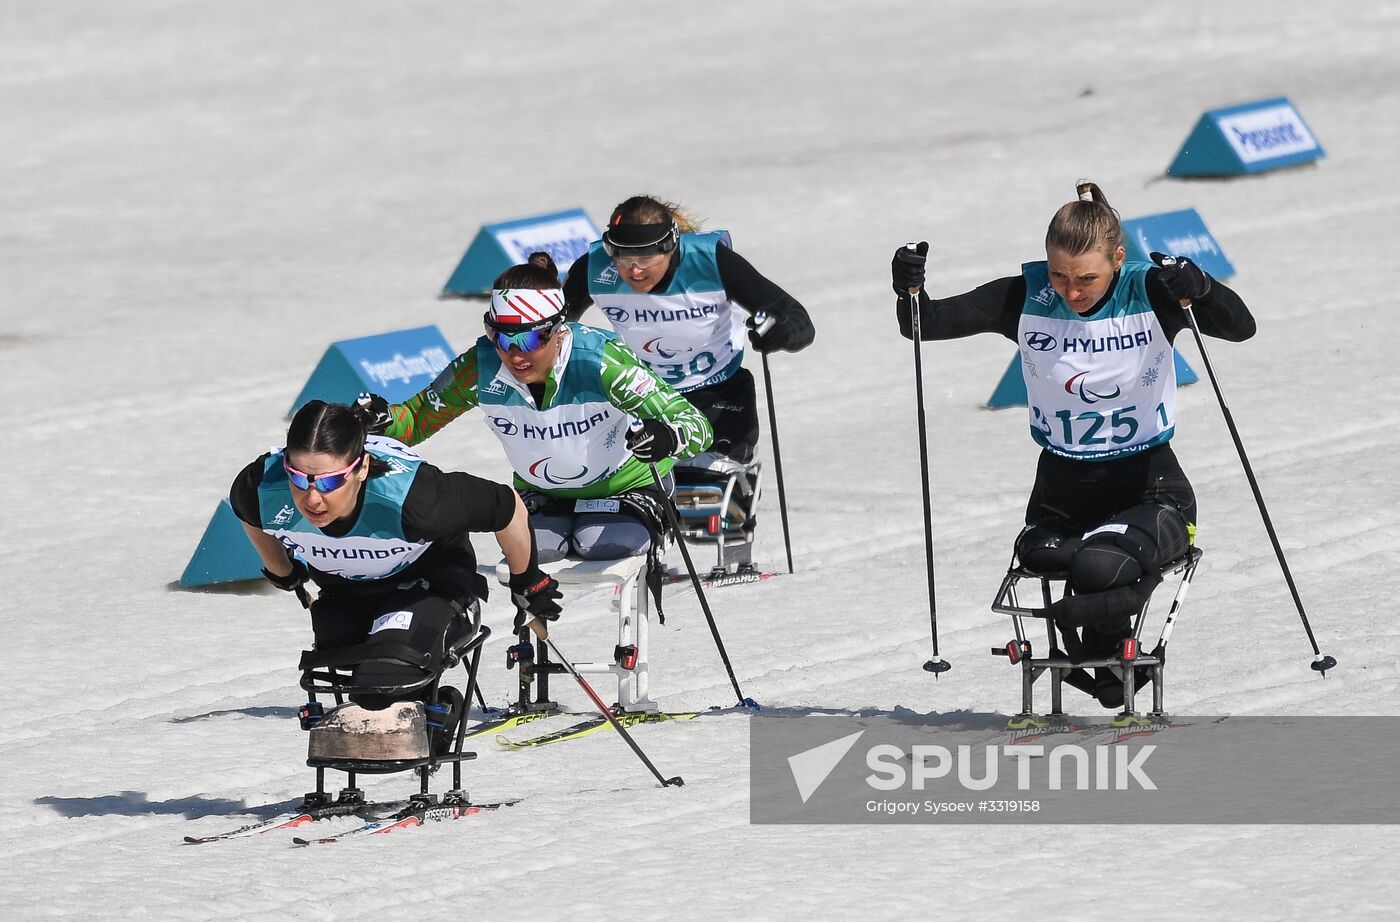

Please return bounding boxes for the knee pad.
[1112,503,1191,565]
[1070,509,1174,592]
[1069,540,1145,593]
[531,518,571,564]
[1015,526,1079,573]
[571,514,652,560]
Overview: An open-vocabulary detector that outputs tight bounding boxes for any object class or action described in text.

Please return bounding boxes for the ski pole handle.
[1155,255,1194,309]
[905,241,921,296]
[748,311,776,336]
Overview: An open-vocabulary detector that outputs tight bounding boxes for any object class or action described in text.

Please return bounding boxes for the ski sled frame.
[494,553,660,715]
[990,546,1203,723]
[294,601,492,813]
[672,457,763,576]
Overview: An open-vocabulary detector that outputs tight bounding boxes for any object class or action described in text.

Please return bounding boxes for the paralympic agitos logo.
[527,457,590,485]
[641,336,690,360]
[1064,371,1122,405]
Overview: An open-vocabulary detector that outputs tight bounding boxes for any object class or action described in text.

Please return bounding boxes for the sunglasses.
[284,454,363,493]
[488,324,557,353]
[599,223,674,261]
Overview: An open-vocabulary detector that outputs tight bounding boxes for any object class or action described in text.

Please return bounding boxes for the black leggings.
[682,367,760,462]
[1016,446,1194,657]
[309,589,460,709]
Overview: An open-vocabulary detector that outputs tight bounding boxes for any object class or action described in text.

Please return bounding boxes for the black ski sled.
[293,600,496,814]
[990,545,1204,727]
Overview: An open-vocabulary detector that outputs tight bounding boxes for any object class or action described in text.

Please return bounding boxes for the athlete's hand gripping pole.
[520,616,683,787]
[1155,254,1334,676]
[900,242,951,677]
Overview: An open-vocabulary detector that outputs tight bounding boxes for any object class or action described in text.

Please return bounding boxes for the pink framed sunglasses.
[283,455,363,493]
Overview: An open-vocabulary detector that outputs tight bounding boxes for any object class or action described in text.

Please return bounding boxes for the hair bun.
[527,251,558,274]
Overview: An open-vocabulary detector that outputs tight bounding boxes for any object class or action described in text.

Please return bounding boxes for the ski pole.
[751,312,795,575]
[905,243,951,677]
[523,618,683,787]
[1159,256,1335,676]
[632,422,757,708]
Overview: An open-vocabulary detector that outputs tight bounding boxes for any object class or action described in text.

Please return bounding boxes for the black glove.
[747,308,815,354]
[509,567,562,631]
[891,241,930,294]
[262,555,310,593]
[626,419,679,463]
[1150,252,1212,302]
[354,392,392,436]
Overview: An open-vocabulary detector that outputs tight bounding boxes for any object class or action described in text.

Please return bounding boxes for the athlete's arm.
[714,245,815,350]
[229,456,297,578]
[228,456,266,527]
[400,462,519,540]
[1146,271,1257,343]
[383,350,482,446]
[898,277,1024,343]
[599,340,713,456]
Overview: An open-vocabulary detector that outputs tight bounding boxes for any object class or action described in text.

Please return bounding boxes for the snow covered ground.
[4,1,1398,918]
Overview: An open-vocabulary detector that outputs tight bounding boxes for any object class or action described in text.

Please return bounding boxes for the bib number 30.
[656,351,717,385]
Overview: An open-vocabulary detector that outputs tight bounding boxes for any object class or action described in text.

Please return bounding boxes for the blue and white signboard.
[1123,209,1235,280]
[287,325,455,417]
[1168,97,1324,176]
[442,208,601,296]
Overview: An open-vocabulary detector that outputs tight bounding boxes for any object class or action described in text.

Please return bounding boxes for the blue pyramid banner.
[180,498,266,587]
[287,325,454,417]
[1123,209,1235,280]
[442,208,601,297]
[1168,97,1324,177]
[987,350,1198,410]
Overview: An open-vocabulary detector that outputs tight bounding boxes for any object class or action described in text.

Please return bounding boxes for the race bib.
[370,610,414,634]
[575,498,621,514]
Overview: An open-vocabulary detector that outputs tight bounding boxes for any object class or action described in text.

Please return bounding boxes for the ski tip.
[1311,654,1337,676]
[922,658,953,677]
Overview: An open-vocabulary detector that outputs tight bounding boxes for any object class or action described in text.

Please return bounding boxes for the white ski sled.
[492,553,661,716]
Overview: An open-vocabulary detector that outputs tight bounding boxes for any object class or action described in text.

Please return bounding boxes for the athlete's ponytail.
[1045,179,1124,258]
[494,252,560,289]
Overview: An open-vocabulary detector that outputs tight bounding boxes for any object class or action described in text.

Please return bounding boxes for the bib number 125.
[1053,405,1140,446]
